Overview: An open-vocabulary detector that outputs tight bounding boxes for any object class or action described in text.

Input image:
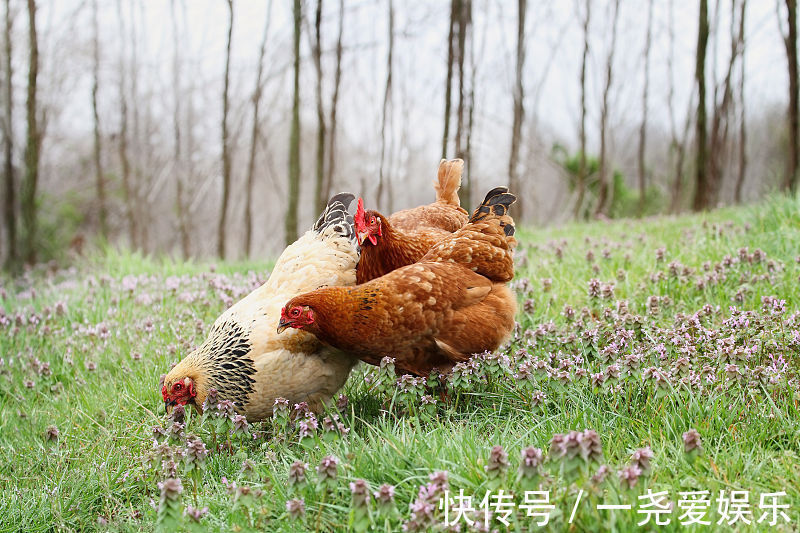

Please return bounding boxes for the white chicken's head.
[162,376,196,410]
[354,197,382,246]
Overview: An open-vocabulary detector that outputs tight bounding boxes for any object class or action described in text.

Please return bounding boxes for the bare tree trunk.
[783,0,799,192]
[442,0,457,159]
[454,0,467,156]
[21,0,39,264]
[116,0,137,248]
[667,0,689,213]
[464,14,476,210]
[325,0,344,202]
[708,0,745,206]
[3,0,16,270]
[217,0,233,258]
[455,0,472,207]
[575,0,590,220]
[244,0,272,257]
[180,0,199,231]
[671,100,693,213]
[170,0,190,257]
[185,74,198,220]
[377,0,394,211]
[91,0,107,240]
[285,0,301,246]
[735,0,747,202]
[129,0,148,251]
[692,0,710,211]
[311,0,327,215]
[595,0,620,218]
[638,0,653,216]
[508,0,526,218]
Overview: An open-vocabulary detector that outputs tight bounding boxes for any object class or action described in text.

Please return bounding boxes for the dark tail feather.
[312,192,357,244]
[469,187,517,226]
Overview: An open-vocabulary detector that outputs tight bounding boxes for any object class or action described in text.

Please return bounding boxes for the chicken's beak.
[165,399,176,412]
[276,318,291,334]
[357,231,371,246]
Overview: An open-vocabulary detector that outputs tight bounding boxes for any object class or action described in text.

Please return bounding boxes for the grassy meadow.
[1,196,799,532]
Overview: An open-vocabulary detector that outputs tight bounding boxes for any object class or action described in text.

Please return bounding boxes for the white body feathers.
[165,195,360,421]
[222,225,359,420]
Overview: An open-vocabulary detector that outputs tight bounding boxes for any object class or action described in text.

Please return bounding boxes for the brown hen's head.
[354,197,382,246]
[277,300,316,334]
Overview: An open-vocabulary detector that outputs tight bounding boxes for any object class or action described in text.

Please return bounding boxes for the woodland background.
[1,0,798,270]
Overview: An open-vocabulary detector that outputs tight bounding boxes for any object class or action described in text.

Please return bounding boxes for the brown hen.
[278,187,517,376]
[354,159,468,283]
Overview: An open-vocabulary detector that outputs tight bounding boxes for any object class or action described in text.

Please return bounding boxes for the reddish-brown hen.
[278,187,517,376]
[355,159,469,283]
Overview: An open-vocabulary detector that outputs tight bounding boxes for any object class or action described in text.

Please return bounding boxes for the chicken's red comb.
[354,197,366,227]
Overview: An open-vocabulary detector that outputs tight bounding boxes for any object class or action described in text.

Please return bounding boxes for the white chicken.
[162,193,360,421]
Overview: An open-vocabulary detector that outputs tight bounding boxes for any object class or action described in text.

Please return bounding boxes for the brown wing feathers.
[422,187,517,282]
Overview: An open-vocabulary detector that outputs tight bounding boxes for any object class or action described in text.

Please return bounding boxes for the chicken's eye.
[290,307,301,317]
[370,216,376,224]
[174,383,182,391]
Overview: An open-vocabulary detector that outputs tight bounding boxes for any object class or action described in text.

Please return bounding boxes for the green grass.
[1,195,799,532]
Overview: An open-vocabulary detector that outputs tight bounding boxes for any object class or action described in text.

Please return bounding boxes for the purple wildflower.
[618,464,642,489]
[630,447,654,474]
[185,505,209,522]
[374,483,396,506]
[519,446,543,479]
[428,471,449,493]
[158,477,183,502]
[272,397,290,419]
[349,479,371,507]
[167,404,185,424]
[591,464,611,484]
[485,445,510,478]
[232,414,249,434]
[184,437,208,466]
[215,400,236,418]
[336,393,349,411]
[288,461,308,486]
[44,425,59,442]
[587,278,601,298]
[316,455,339,484]
[683,429,702,454]
[285,498,305,519]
